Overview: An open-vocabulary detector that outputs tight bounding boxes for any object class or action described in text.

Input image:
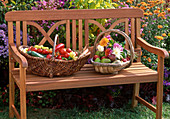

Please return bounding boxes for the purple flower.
[163,80,170,86]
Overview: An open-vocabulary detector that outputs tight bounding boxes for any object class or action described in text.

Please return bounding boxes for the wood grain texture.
[136,96,156,113]
[27,21,54,46]
[136,18,141,62]
[40,20,66,46]
[125,18,129,49]
[16,21,21,47]
[84,20,89,46]
[5,9,143,21]
[20,66,27,119]
[78,19,83,51]
[72,20,76,50]
[66,20,70,48]
[12,105,21,119]
[131,18,135,48]
[137,37,169,58]
[23,21,27,45]
[9,43,28,68]
[156,56,164,119]
[132,83,140,107]
[11,63,158,92]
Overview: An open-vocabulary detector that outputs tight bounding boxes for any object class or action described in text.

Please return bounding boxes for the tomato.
[31,47,38,52]
[75,51,78,56]
[56,55,62,60]
[42,49,49,55]
[46,54,52,59]
[37,49,43,54]
[66,48,72,53]
[28,46,33,51]
[59,48,67,55]
[64,52,70,58]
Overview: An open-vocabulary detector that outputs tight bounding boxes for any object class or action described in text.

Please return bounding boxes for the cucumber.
[27,51,32,55]
[28,51,45,58]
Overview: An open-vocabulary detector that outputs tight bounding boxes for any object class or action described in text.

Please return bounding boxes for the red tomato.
[37,49,43,54]
[42,49,49,55]
[46,54,52,59]
[66,48,72,53]
[56,55,62,60]
[31,47,38,52]
[75,51,78,56]
[59,48,67,55]
[28,46,33,51]
[64,52,70,58]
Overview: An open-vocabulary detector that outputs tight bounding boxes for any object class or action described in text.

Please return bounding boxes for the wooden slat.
[20,66,27,119]
[16,21,20,47]
[66,20,70,48]
[5,9,143,21]
[125,18,129,49]
[27,21,54,46]
[88,20,106,32]
[23,21,27,45]
[136,96,156,113]
[156,56,164,119]
[41,20,66,46]
[12,63,158,92]
[78,19,83,51]
[72,20,76,50]
[12,105,21,119]
[132,83,140,107]
[131,18,135,48]
[136,18,141,62]
[84,20,89,46]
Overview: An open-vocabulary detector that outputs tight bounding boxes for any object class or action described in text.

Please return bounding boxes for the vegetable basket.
[91,29,134,74]
[18,45,90,78]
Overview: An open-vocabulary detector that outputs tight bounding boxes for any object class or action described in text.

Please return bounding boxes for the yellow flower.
[147,57,151,62]
[167,8,170,12]
[99,37,109,46]
[162,33,166,37]
[144,12,149,15]
[158,25,163,28]
[155,36,163,40]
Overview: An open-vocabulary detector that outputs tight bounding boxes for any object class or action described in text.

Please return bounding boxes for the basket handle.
[92,29,134,68]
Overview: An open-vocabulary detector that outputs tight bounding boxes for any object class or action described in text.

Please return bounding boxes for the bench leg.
[156,56,164,119]
[20,67,27,119]
[132,83,140,107]
[9,74,15,118]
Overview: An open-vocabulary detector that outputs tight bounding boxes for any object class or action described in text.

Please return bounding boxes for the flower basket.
[18,45,90,78]
[91,29,134,74]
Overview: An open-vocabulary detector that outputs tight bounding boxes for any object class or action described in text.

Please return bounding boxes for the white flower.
[112,47,122,59]
[97,45,104,52]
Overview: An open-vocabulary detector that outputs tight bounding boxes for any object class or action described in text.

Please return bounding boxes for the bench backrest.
[5,8,143,59]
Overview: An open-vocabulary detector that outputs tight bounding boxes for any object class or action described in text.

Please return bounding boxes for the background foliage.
[0,0,169,110]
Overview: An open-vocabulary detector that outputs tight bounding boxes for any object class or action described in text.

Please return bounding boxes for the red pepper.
[55,43,65,52]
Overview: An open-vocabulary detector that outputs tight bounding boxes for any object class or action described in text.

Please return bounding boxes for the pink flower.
[152,96,157,105]
[113,43,123,51]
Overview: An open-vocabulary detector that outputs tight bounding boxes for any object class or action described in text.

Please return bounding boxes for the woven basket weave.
[91,29,134,74]
[19,46,90,78]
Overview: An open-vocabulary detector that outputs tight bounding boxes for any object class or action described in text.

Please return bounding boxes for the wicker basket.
[91,29,134,74]
[19,46,90,78]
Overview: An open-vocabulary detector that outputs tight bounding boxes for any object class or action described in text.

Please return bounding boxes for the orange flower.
[126,0,132,4]
[149,12,153,15]
[144,12,149,15]
[140,6,146,10]
[162,33,166,37]
[143,56,146,58]
[142,24,147,27]
[154,10,160,14]
[141,2,147,6]
[155,36,163,40]
[167,8,170,12]
[142,33,145,36]
[145,17,148,19]
[158,25,163,28]
[99,37,109,46]
[147,57,151,62]
[157,8,160,10]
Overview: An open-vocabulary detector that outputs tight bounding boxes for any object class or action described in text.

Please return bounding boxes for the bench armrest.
[137,37,169,58]
[9,43,28,68]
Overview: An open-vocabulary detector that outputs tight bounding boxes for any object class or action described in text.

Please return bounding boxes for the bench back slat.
[72,20,77,50]
[78,19,83,51]
[5,9,143,21]
[66,20,70,48]
[16,21,21,47]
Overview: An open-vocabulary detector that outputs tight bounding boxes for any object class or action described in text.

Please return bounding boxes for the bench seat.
[12,62,158,92]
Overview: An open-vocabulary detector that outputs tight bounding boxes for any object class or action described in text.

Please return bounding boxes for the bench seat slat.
[12,62,158,92]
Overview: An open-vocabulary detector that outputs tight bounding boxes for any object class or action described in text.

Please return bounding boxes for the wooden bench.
[5,9,169,119]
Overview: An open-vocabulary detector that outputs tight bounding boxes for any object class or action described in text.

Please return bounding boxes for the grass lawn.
[0,103,169,119]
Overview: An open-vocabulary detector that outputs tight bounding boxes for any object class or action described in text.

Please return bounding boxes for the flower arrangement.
[93,35,130,64]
